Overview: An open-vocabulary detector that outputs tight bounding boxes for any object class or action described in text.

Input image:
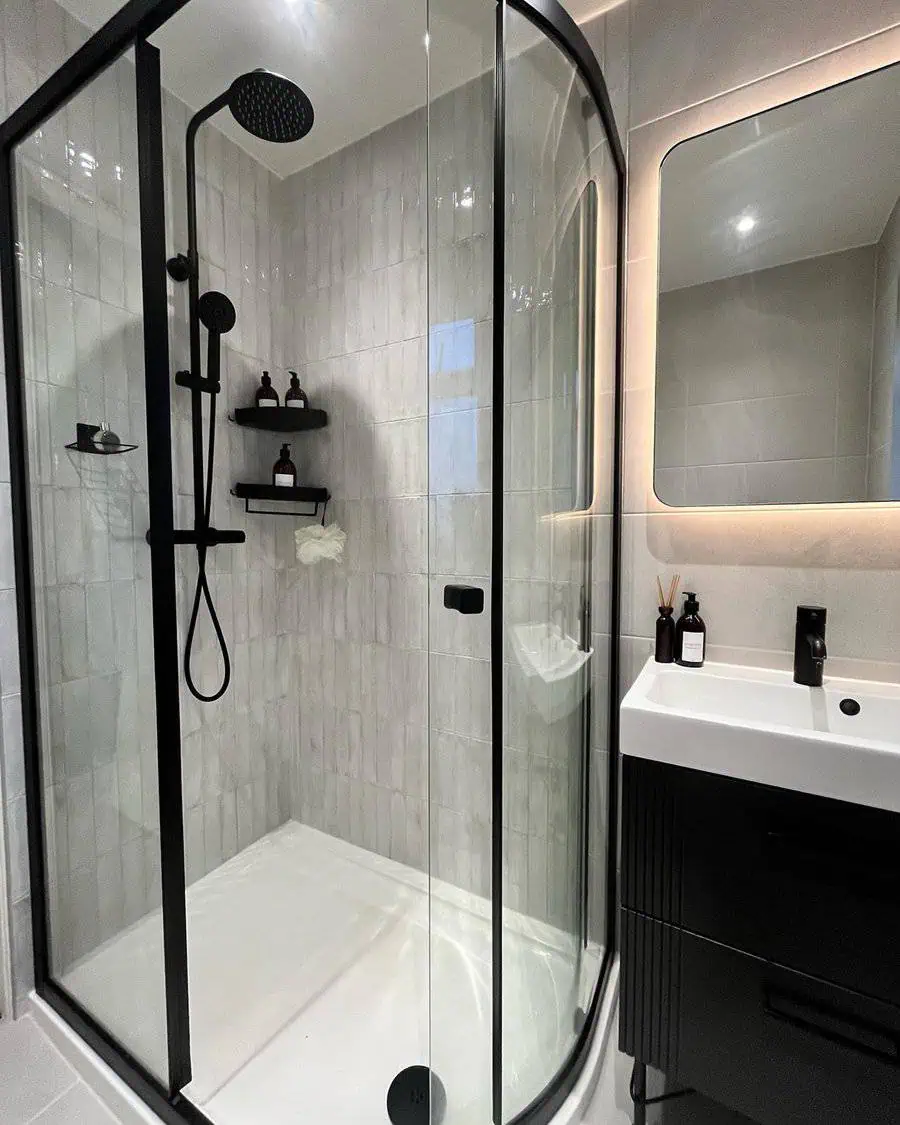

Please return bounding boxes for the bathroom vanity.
[620,661,900,1125]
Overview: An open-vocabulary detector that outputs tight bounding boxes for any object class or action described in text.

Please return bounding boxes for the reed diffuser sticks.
[657,573,680,610]
[655,574,680,663]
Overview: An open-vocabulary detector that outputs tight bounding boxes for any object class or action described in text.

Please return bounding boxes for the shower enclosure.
[0,0,623,1122]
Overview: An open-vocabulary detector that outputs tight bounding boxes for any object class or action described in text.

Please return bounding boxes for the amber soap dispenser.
[273,443,297,488]
[675,591,706,668]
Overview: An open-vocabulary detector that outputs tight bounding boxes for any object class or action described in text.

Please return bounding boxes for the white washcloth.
[295,522,346,565]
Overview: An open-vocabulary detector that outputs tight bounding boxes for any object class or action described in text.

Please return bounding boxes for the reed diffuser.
[655,574,680,663]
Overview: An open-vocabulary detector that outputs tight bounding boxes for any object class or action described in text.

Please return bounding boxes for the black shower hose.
[183,384,231,702]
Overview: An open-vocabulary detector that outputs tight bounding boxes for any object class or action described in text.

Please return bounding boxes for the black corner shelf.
[231,406,328,432]
[232,482,330,520]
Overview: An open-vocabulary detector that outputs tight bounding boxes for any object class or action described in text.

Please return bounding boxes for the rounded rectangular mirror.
[654,61,900,507]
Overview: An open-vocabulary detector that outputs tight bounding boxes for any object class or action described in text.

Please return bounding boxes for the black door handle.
[443,585,484,614]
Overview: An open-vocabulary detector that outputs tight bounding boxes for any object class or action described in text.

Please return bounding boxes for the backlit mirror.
[654,63,900,506]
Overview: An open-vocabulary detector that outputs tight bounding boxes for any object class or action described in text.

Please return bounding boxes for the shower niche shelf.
[232,482,329,519]
[230,406,328,432]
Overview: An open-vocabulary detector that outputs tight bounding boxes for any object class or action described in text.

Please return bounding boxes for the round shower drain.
[386,1066,446,1125]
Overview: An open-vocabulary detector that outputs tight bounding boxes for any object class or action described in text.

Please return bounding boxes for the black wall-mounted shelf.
[232,482,330,520]
[231,406,328,432]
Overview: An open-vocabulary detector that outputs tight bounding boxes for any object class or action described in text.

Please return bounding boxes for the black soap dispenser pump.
[675,591,706,668]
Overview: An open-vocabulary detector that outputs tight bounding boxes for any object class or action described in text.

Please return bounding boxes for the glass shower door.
[500,6,619,1118]
[8,40,190,1093]
[426,0,496,1120]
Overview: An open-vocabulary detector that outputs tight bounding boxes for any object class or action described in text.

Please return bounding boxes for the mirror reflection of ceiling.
[56,0,620,178]
[660,63,900,292]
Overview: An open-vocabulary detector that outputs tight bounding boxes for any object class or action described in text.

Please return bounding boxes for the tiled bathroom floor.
[0,1014,121,1125]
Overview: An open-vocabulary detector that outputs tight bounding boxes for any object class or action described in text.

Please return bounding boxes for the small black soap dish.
[65,422,137,455]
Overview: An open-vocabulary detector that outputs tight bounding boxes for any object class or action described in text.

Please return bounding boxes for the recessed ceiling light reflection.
[734,214,757,234]
[281,0,330,49]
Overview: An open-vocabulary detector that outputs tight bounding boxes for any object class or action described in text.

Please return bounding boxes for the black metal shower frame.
[0,0,625,1122]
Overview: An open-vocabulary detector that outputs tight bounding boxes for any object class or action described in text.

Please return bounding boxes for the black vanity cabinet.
[620,756,900,1125]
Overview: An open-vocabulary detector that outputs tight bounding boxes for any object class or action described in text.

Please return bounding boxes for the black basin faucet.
[794,605,827,687]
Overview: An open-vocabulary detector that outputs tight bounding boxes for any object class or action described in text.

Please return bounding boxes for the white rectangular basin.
[622,659,900,813]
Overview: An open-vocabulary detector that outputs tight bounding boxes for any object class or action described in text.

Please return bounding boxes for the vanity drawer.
[622,756,900,1004]
[621,911,900,1125]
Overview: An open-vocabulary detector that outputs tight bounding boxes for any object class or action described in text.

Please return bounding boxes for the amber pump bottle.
[675,592,706,668]
[256,371,279,407]
[285,371,309,409]
[273,443,297,488]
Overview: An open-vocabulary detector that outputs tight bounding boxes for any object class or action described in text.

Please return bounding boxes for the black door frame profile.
[0,1,625,1123]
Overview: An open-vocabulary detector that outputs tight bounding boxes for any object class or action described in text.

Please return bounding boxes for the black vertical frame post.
[490,1,506,1122]
[135,38,192,1094]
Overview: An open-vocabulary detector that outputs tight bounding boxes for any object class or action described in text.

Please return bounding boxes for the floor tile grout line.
[23,1075,81,1125]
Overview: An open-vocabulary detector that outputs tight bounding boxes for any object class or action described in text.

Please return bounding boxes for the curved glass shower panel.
[13,48,171,1084]
[501,8,616,1119]
[426,0,496,1119]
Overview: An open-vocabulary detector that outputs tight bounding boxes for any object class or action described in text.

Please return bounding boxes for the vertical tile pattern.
[0,0,94,1010]
[426,70,494,898]
[276,103,434,874]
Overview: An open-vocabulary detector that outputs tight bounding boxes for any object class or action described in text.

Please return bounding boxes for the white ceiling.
[660,63,900,292]
[58,0,620,178]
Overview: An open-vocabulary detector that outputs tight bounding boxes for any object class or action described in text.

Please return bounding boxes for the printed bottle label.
[286,399,306,408]
[258,399,277,407]
[681,632,705,663]
[274,473,294,488]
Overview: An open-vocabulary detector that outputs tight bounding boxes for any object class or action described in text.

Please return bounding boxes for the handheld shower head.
[227,69,314,143]
[198,290,236,335]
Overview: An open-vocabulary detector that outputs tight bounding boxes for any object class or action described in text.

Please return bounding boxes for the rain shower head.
[227,69,314,143]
